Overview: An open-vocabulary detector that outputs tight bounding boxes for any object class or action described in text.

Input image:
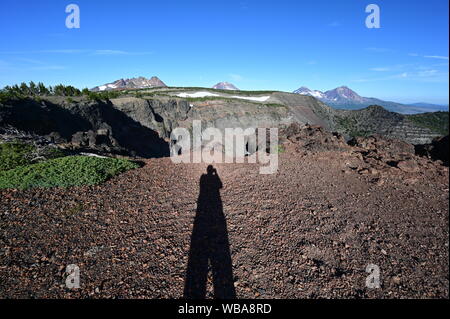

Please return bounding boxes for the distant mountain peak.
[91,76,167,91]
[324,86,364,103]
[292,85,445,114]
[212,82,239,90]
[293,86,325,99]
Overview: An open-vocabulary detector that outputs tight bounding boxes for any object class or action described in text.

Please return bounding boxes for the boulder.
[281,123,350,154]
[397,160,420,173]
[348,134,415,156]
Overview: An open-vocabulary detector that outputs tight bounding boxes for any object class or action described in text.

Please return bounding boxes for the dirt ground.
[0,147,448,299]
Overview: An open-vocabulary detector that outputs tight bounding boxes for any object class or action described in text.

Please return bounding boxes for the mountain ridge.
[91,76,167,92]
[293,85,448,114]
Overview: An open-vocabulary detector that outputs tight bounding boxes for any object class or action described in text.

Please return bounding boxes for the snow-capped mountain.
[212,82,239,90]
[292,85,448,114]
[91,76,167,91]
[293,86,325,99]
[293,86,364,103]
[292,86,398,112]
[324,86,366,103]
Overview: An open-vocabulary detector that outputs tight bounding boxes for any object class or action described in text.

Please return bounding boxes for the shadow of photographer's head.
[207,165,215,175]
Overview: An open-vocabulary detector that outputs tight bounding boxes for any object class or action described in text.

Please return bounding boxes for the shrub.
[0,89,22,103]
[85,90,122,101]
[0,142,66,172]
[0,142,35,171]
[407,112,449,136]
[265,103,285,108]
[0,156,139,189]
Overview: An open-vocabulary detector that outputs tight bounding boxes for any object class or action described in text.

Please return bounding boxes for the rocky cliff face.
[0,92,446,158]
[0,97,170,157]
[114,96,294,138]
[110,97,190,139]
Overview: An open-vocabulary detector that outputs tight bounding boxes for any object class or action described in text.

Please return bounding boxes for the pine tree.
[29,81,39,95]
[37,82,49,95]
[19,82,30,95]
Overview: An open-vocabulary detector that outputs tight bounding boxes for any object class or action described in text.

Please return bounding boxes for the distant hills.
[88,77,447,114]
[91,76,167,92]
[212,82,239,90]
[408,102,449,109]
[293,86,448,114]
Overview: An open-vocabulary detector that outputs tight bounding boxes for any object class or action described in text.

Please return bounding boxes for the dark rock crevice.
[415,135,449,166]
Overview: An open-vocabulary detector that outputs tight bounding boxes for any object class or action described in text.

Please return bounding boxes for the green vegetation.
[85,90,123,101]
[0,142,35,171]
[1,82,82,100]
[264,103,285,108]
[407,111,449,136]
[135,92,161,99]
[336,116,372,138]
[0,82,127,104]
[0,142,137,189]
[0,142,66,171]
[277,144,285,153]
[336,116,355,130]
[0,155,139,189]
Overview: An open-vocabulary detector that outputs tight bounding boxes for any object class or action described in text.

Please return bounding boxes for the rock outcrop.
[0,97,170,157]
[281,123,350,154]
[415,135,449,166]
[91,76,167,92]
[280,123,447,181]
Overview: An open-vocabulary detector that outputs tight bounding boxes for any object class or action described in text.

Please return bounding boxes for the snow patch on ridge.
[177,91,220,98]
[176,91,270,102]
[309,91,325,98]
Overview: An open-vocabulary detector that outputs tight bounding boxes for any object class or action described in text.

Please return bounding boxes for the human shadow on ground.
[184,165,236,299]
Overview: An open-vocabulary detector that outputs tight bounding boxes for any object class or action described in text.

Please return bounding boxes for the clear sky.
[0,0,448,104]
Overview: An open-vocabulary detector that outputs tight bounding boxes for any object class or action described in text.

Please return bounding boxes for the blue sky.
[0,0,448,104]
